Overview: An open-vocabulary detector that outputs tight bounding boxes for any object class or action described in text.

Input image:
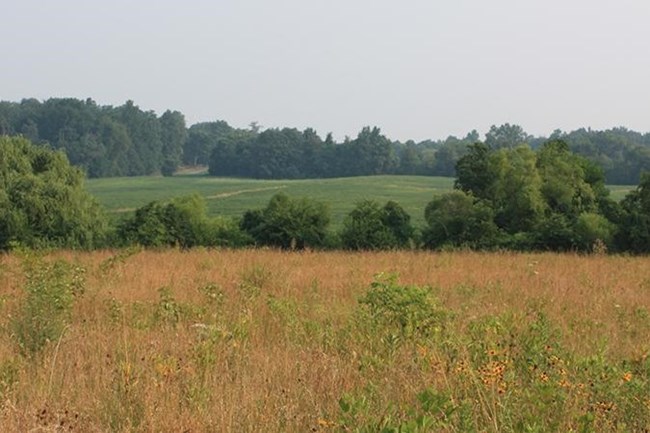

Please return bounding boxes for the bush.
[12,252,85,357]
[358,273,447,341]
[240,193,330,249]
[423,191,499,250]
[340,200,415,250]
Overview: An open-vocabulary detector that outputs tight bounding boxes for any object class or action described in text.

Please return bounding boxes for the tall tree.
[485,123,531,149]
[159,110,188,176]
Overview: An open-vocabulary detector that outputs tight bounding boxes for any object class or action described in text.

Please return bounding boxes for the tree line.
[2,98,650,183]
[2,135,649,254]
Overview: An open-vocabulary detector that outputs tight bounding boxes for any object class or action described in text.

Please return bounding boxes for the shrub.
[340,200,415,250]
[358,273,447,341]
[241,193,330,249]
[12,252,85,357]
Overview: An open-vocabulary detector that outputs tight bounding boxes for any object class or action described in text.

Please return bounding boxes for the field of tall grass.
[0,249,649,432]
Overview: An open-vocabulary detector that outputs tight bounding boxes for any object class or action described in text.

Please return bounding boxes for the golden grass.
[0,249,649,432]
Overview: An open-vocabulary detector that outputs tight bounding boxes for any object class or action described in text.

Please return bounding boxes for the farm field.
[86,174,635,227]
[86,175,455,227]
[0,249,649,431]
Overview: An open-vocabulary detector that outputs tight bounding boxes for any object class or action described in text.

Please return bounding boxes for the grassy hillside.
[86,174,635,226]
[86,175,456,226]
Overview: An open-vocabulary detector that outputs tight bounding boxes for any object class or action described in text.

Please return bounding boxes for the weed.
[99,245,142,275]
[12,254,85,357]
[358,273,448,342]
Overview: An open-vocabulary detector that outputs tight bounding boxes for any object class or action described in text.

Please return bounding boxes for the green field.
[86,175,455,226]
[86,174,635,227]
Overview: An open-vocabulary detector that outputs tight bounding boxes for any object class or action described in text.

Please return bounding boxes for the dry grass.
[0,249,649,432]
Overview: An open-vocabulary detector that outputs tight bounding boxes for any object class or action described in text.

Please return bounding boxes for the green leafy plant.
[359,273,447,341]
[12,253,85,357]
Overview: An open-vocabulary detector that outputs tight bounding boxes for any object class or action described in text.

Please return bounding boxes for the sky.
[2,0,650,142]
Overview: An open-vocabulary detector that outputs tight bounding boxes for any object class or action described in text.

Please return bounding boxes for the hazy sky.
[2,0,650,141]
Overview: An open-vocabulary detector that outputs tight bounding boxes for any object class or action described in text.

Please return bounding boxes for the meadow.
[86,174,635,228]
[0,248,648,432]
[86,175,455,227]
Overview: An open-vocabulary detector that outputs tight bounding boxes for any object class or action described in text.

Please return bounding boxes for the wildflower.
[622,372,633,382]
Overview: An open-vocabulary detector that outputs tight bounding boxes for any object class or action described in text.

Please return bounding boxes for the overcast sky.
[2,0,650,141]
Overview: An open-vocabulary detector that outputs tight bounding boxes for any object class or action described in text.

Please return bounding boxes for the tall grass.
[0,249,648,431]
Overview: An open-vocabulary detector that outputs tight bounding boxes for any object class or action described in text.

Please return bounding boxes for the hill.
[86,175,455,226]
[86,174,634,228]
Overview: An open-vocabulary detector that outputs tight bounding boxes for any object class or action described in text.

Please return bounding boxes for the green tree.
[340,200,414,250]
[536,140,597,218]
[617,172,650,253]
[381,201,415,247]
[422,191,499,249]
[340,200,396,250]
[0,136,107,250]
[485,123,531,149]
[455,142,493,200]
[241,193,330,249]
[118,194,228,248]
[573,212,616,252]
[488,146,547,233]
[159,110,187,176]
[185,121,234,166]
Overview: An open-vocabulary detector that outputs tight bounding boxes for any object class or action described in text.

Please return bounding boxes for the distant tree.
[340,200,398,250]
[241,193,330,249]
[208,129,256,177]
[397,141,424,175]
[159,110,187,176]
[340,200,414,250]
[488,146,547,233]
[118,194,249,248]
[454,142,493,200]
[422,191,499,249]
[536,140,597,218]
[184,121,234,166]
[485,123,531,149]
[432,136,472,176]
[616,172,650,253]
[347,127,398,176]
[0,136,107,250]
[112,100,163,175]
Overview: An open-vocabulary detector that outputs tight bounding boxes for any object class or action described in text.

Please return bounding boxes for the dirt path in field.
[109,185,287,213]
[205,185,286,200]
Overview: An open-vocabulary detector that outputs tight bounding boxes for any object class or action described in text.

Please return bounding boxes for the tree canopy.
[0,136,107,250]
[1,98,650,182]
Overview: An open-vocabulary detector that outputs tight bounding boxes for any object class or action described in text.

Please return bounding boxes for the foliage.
[423,191,499,249]
[340,200,415,250]
[616,171,650,253]
[118,194,249,248]
[240,193,330,249]
[0,136,108,250]
[358,274,447,341]
[2,98,649,182]
[12,252,85,357]
[159,110,188,176]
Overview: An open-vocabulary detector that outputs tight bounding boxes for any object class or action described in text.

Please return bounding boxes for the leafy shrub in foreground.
[12,252,85,357]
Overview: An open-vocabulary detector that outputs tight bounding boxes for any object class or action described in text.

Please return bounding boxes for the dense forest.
[1,98,650,184]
